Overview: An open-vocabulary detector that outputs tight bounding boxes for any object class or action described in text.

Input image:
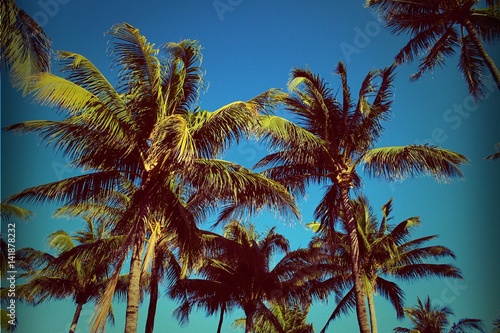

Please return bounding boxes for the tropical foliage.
[2,22,297,333]
[254,61,468,333]
[14,218,126,333]
[170,220,325,333]
[366,0,500,99]
[393,296,486,333]
[309,196,462,333]
[0,0,51,91]
[3,2,492,333]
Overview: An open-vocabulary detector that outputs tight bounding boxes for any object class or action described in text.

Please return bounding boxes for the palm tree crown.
[255,61,468,333]
[394,296,486,333]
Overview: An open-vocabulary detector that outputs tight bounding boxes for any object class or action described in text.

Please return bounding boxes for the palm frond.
[0,204,33,221]
[459,34,487,99]
[362,145,468,182]
[1,0,51,91]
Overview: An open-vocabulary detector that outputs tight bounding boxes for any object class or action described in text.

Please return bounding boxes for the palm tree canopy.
[366,0,500,99]
[310,196,462,333]
[255,62,468,228]
[393,296,486,333]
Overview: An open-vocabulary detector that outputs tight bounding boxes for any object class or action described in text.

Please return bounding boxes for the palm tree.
[15,218,126,333]
[365,0,500,99]
[232,301,315,333]
[393,296,486,333]
[0,0,51,90]
[254,62,468,333]
[309,196,462,333]
[0,204,32,332]
[3,23,298,333]
[170,220,323,333]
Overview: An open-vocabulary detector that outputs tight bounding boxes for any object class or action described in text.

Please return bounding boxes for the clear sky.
[2,1,500,332]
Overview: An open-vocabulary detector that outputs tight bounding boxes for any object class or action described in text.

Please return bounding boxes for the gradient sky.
[2,1,500,332]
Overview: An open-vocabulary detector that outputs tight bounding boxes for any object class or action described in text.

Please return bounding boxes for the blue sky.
[2,1,500,332]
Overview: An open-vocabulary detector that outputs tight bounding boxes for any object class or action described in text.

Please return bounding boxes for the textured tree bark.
[338,172,371,333]
[124,231,146,333]
[367,291,378,333]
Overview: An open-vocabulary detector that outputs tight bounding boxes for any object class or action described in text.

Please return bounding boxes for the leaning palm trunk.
[339,176,371,333]
[464,19,500,91]
[217,305,225,333]
[367,291,378,333]
[69,302,84,333]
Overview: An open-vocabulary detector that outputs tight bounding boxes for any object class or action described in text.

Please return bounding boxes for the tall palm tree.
[170,220,324,333]
[0,0,51,90]
[393,296,486,333]
[15,218,126,333]
[365,0,500,99]
[3,23,298,333]
[254,62,468,333]
[309,196,462,333]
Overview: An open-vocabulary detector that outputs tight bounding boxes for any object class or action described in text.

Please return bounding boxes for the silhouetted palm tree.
[255,62,468,333]
[393,296,485,333]
[310,196,462,333]
[366,0,500,99]
[171,220,322,333]
[0,0,51,90]
[3,23,298,333]
[15,218,126,333]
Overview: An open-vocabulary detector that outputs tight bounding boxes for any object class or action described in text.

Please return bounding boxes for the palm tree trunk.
[124,232,146,333]
[339,175,371,333]
[69,302,84,333]
[217,305,225,333]
[145,254,161,333]
[464,19,500,91]
[245,307,256,333]
[367,291,378,333]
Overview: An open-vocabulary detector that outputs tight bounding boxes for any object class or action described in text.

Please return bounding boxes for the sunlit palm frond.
[0,204,33,221]
[184,159,299,224]
[163,40,204,111]
[1,0,51,91]
[107,23,161,98]
[362,145,468,182]
[3,171,124,206]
